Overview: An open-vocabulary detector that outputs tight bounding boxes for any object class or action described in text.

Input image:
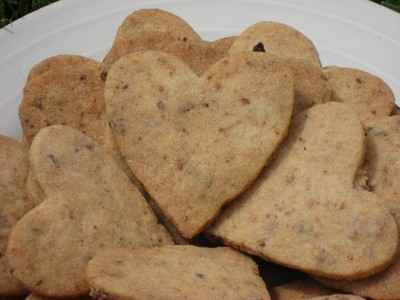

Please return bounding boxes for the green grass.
[0,0,399,29]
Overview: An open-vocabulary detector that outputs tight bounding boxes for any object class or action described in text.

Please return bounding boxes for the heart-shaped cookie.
[106,51,294,238]
[230,21,321,66]
[19,55,106,145]
[7,126,172,297]
[86,246,270,300]
[103,9,236,75]
[0,135,33,296]
[209,102,398,279]
[316,116,400,299]
[324,67,395,124]
[230,23,331,114]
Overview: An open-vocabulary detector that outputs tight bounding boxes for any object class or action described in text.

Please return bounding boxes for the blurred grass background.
[0,0,400,28]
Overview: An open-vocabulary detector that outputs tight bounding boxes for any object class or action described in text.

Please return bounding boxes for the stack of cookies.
[0,8,399,300]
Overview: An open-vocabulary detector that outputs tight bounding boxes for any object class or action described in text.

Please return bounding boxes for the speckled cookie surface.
[0,135,32,296]
[229,22,321,66]
[209,102,398,279]
[271,279,333,300]
[103,9,236,75]
[106,51,294,238]
[19,55,106,144]
[7,126,173,298]
[324,67,395,124]
[86,246,270,300]
[316,116,400,300]
[231,37,330,114]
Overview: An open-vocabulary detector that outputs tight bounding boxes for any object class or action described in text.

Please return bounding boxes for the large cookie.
[7,126,173,297]
[106,51,294,238]
[0,135,33,295]
[316,116,400,300]
[230,25,331,114]
[230,21,321,66]
[103,9,236,75]
[324,67,395,124]
[19,55,106,144]
[209,102,398,279]
[86,245,270,300]
[271,279,333,300]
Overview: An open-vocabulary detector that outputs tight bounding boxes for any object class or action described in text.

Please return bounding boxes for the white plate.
[1,0,399,138]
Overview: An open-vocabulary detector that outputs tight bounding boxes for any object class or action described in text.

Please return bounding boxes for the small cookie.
[324,67,395,124]
[106,51,294,238]
[316,116,400,300]
[0,135,33,296]
[229,21,321,66]
[19,55,106,144]
[271,279,333,300]
[86,246,270,300]
[209,102,398,279]
[7,125,173,297]
[103,9,236,75]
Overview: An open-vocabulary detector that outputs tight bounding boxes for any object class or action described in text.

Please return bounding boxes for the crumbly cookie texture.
[209,102,398,279]
[106,51,294,238]
[103,9,235,75]
[7,125,173,298]
[324,67,395,124]
[316,116,400,300]
[86,245,270,300]
[19,55,106,145]
[0,135,33,296]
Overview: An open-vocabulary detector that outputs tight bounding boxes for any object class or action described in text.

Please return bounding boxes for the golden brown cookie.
[106,51,294,238]
[86,246,270,300]
[324,67,395,124]
[209,102,398,279]
[229,21,321,66]
[19,55,106,145]
[271,279,333,300]
[316,116,400,300]
[103,9,236,75]
[0,135,32,296]
[7,125,173,297]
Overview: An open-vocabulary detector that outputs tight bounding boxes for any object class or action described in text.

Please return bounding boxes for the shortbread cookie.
[86,246,270,300]
[229,21,321,66]
[106,51,294,238]
[0,135,32,295]
[103,9,235,75]
[316,116,400,300]
[324,67,395,124]
[271,279,333,300]
[209,102,398,279]
[7,126,173,297]
[19,55,106,144]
